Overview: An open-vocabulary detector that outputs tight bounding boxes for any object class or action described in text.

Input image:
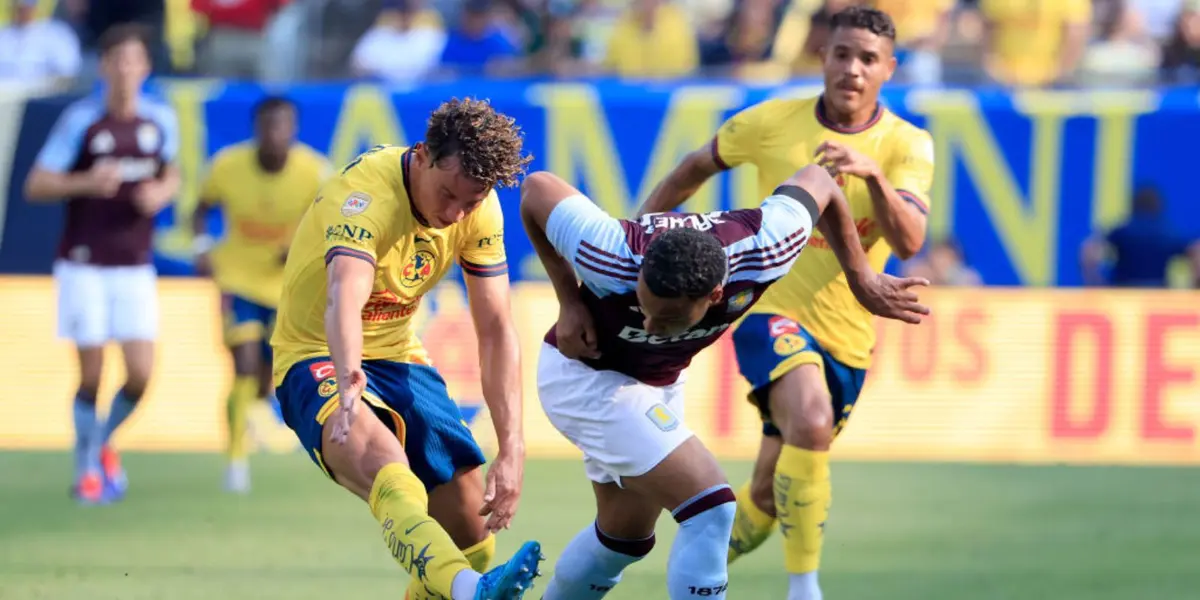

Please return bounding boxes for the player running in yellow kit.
[641,7,933,599]
[270,99,543,599]
[194,96,331,494]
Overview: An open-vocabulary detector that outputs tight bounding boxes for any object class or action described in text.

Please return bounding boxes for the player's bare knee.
[321,407,408,500]
[773,385,834,451]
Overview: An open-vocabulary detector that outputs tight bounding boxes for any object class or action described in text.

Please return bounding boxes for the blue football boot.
[474,541,544,600]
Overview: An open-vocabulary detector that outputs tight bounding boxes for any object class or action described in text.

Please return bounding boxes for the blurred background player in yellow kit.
[269,99,543,600]
[642,7,933,600]
[192,96,331,494]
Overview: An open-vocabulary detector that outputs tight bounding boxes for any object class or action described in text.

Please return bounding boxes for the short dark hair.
[425,97,532,189]
[254,95,296,121]
[98,23,150,56]
[642,228,727,299]
[829,6,896,42]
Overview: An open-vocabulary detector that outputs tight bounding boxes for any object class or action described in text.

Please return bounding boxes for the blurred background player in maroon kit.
[23,24,180,505]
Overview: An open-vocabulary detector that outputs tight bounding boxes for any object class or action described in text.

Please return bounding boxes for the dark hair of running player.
[829,5,896,41]
[635,228,727,337]
[424,97,532,189]
[254,96,296,122]
[98,23,150,56]
[643,228,727,299]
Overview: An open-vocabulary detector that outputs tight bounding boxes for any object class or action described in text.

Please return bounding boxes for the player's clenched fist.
[814,140,881,180]
[555,300,600,360]
[87,160,123,198]
[329,368,367,445]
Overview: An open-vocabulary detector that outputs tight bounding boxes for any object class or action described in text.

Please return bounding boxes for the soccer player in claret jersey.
[193,96,331,494]
[24,24,180,505]
[519,165,927,599]
[270,98,542,600]
[641,7,935,599]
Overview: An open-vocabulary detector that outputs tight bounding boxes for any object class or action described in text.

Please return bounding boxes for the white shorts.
[537,343,692,486]
[53,260,159,347]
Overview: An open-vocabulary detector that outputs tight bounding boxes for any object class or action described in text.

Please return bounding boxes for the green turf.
[1,452,1197,599]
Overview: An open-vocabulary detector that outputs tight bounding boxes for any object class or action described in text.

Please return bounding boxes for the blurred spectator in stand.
[1161,0,1200,80]
[872,0,955,85]
[350,0,446,83]
[701,0,791,78]
[570,0,623,64]
[0,0,81,87]
[903,238,983,286]
[63,0,171,78]
[191,0,302,81]
[978,0,1090,87]
[1132,0,1185,42]
[439,0,521,76]
[785,0,858,77]
[603,0,699,78]
[1080,0,1161,86]
[1081,186,1200,288]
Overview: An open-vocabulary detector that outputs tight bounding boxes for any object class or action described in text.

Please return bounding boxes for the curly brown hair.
[424,98,532,189]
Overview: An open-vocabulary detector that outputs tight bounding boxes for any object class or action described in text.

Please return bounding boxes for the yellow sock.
[774,445,832,574]
[369,463,473,598]
[405,534,495,599]
[728,480,778,564]
[225,375,257,461]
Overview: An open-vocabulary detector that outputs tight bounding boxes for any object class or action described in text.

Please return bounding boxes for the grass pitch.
[1,452,1197,600]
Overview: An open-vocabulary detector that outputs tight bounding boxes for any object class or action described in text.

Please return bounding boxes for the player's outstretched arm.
[324,254,375,444]
[781,165,873,283]
[519,171,588,303]
[464,272,525,532]
[638,140,724,217]
[781,165,930,324]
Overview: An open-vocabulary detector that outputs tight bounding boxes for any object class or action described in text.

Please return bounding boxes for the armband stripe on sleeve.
[710,138,731,171]
[898,190,929,214]
[324,246,376,267]
[771,184,821,225]
[460,259,509,278]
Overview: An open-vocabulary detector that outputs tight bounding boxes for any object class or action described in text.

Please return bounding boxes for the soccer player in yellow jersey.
[642,7,933,599]
[194,96,332,494]
[270,99,543,600]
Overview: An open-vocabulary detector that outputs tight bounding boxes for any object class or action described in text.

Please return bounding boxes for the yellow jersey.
[980,0,1091,87]
[871,0,954,46]
[714,95,934,369]
[199,142,331,308]
[270,145,507,381]
[604,4,699,79]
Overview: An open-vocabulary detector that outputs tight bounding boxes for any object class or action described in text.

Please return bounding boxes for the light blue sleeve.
[141,100,180,162]
[34,100,101,173]
[544,194,638,295]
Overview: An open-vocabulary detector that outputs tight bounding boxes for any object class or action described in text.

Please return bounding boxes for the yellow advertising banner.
[2,278,1198,464]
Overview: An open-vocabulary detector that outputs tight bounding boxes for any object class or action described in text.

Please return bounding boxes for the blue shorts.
[276,356,486,491]
[223,294,275,359]
[732,313,867,438]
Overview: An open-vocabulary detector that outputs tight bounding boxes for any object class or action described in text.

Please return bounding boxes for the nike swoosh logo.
[414,235,433,244]
[405,520,432,535]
